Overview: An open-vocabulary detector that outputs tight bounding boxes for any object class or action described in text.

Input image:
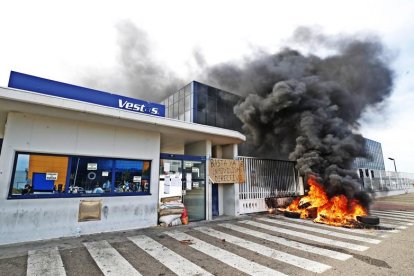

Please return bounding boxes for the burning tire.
[356,215,380,225]
[284,210,301,219]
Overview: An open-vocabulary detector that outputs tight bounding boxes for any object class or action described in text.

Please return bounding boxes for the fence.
[238,156,299,214]
[359,169,414,191]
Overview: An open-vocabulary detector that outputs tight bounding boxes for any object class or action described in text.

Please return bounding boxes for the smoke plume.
[83,20,183,101]
[203,27,394,205]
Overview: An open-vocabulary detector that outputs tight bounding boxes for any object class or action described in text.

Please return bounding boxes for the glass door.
[182,160,206,221]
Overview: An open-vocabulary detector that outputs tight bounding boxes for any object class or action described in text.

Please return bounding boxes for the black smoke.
[203,27,394,206]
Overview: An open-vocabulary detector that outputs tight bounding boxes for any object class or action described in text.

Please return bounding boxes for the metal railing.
[358,169,414,191]
[238,156,299,199]
[237,157,299,214]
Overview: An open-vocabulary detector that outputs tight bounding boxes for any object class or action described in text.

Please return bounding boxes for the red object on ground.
[181,207,188,225]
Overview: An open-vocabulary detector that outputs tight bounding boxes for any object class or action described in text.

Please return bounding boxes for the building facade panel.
[0,112,161,244]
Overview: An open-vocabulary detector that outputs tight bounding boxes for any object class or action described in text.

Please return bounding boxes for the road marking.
[195,226,331,273]
[371,214,414,223]
[128,235,213,276]
[279,216,386,236]
[371,210,414,219]
[373,210,414,216]
[84,240,142,276]
[27,247,66,276]
[219,223,352,261]
[257,218,381,244]
[240,220,369,251]
[165,230,287,276]
[376,217,413,226]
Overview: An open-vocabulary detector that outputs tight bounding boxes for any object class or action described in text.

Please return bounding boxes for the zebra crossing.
[25,209,414,276]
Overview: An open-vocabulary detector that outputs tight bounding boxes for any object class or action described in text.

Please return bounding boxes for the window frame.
[8,151,152,199]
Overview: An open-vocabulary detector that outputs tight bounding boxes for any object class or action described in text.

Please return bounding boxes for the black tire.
[356,215,380,225]
[284,211,301,219]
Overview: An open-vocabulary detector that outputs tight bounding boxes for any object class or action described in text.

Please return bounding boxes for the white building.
[0,72,245,245]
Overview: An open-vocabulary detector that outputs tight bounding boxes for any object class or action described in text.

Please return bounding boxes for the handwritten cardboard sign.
[209,159,245,184]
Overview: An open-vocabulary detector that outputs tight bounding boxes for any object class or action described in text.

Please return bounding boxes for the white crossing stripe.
[219,223,352,261]
[241,220,369,251]
[165,230,287,276]
[128,235,213,276]
[27,247,66,276]
[372,210,414,218]
[373,210,414,216]
[195,226,331,273]
[84,240,142,276]
[371,210,414,219]
[257,218,381,244]
[279,216,386,236]
[376,217,413,226]
[371,214,414,223]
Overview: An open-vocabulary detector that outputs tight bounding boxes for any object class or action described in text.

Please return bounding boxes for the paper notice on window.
[171,177,181,187]
[186,173,192,190]
[133,176,141,183]
[164,176,171,194]
[46,172,58,181]
[102,171,109,177]
[87,163,98,170]
[164,162,170,173]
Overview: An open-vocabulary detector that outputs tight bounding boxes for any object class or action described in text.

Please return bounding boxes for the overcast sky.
[1,0,413,172]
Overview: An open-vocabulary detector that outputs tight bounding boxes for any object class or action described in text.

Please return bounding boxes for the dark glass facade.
[161,81,273,157]
[352,138,385,170]
[161,81,243,131]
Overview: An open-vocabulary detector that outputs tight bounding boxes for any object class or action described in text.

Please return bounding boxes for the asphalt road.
[1,192,414,276]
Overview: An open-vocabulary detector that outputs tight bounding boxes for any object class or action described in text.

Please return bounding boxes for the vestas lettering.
[8,72,165,117]
[118,99,159,115]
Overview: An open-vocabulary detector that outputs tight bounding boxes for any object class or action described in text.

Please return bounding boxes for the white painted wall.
[0,112,160,245]
[221,144,240,217]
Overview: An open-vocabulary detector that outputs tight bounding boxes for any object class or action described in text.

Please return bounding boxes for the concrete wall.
[221,144,240,217]
[0,112,160,245]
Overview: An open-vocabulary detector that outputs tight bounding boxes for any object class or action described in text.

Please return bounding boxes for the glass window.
[9,152,151,198]
[184,83,192,96]
[179,89,185,100]
[114,160,150,193]
[10,153,69,195]
[69,157,113,194]
[185,95,191,111]
[0,138,3,156]
[178,98,185,115]
[173,91,179,103]
[173,102,179,118]
[185,110,191,122]
[196,109,206,124]
[168,105,174,118]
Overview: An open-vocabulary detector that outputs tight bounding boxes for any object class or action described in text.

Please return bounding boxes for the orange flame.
[285,176,367,227]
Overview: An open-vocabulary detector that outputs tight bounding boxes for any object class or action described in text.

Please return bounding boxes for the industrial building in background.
[352,138,386,171]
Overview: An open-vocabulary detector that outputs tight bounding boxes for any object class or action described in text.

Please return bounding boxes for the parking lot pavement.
[371,191,414,211]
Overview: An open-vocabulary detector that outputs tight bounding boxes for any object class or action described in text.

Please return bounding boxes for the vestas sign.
[8,71,165,117]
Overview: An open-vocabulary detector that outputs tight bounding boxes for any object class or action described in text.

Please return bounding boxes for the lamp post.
[388,157,397,172]
[388,157,399,189]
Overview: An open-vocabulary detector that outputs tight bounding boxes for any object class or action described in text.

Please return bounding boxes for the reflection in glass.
[10,152,151,197]
[11,153,69,195]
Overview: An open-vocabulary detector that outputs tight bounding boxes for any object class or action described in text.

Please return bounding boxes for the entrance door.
[182,160,206,221]
[159,154,206,222]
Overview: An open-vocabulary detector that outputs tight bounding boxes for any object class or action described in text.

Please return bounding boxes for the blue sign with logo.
[8,71,165,117]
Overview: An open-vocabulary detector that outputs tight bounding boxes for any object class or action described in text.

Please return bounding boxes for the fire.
[285,176,367,227]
